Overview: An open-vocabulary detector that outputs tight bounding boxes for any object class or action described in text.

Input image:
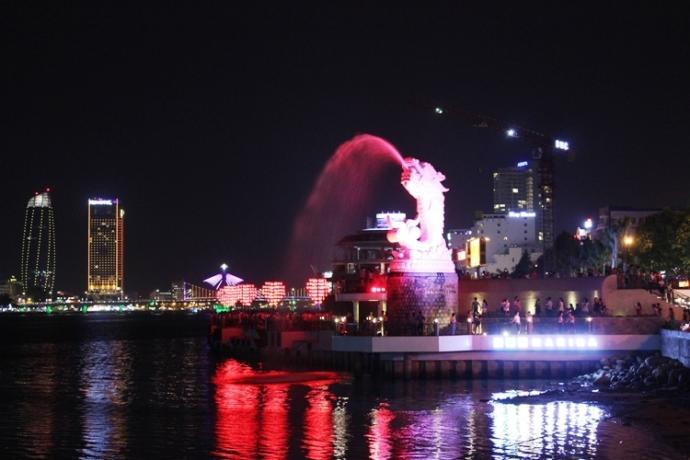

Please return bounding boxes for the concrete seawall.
[661,329,690,367]
[235,331,662,380]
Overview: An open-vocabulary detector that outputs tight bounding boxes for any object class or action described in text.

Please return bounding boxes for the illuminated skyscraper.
[492,161,535,214]
[87,198,124,298]
[20,189,56,299]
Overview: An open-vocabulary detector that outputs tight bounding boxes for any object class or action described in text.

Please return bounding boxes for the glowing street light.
[506,128,517,137]
[434,107,444,115]
[583,218,593,230]
[622,235,635,272]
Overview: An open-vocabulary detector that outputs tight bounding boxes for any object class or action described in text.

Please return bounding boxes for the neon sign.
[88,199,113,205]
[508,211,536,218]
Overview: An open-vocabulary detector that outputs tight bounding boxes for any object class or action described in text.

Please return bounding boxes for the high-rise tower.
[20,189,57,299]
[492,161,536,214]
[87,198,124,298]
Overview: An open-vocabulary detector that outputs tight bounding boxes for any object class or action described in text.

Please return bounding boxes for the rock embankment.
[575,354,690,391]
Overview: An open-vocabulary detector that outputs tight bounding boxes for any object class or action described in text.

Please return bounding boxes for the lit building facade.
[492,162,535,214]
[20,190,56,299]
[0,276,24,299]
[87,198,124,298]
[451,212,541,275]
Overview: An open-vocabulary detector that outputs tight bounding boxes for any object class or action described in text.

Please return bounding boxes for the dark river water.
[0,313,682,459]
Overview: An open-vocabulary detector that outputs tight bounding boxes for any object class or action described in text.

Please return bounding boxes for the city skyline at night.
[2,4,689,294]
[3,5,690,459]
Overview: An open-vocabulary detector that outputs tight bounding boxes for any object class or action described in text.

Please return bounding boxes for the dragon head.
[400,157,449,199]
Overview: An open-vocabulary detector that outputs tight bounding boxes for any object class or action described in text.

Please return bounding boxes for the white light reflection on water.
[79,340,129,459]
[490,400,604,458]
[332,397,350,459]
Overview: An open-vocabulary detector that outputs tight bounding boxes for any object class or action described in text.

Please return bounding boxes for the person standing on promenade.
[511,310,521,334]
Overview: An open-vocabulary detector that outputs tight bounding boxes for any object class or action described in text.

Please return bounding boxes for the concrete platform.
[331,334,660,357]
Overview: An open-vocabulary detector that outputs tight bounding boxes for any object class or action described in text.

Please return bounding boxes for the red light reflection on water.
[367,403,395,459]
[212,360,341,460]
[303,384,334,460]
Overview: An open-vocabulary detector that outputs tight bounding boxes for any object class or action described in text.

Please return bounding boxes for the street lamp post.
[622,235,634,272]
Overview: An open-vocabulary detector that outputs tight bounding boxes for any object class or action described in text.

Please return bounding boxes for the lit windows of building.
[493,163,535,213]
[20,190,56,300]
[87,198,124,299]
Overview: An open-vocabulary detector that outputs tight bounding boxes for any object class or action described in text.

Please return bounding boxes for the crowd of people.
[464,295,608,335]
[210,290,687,340]
[210,309,335,336]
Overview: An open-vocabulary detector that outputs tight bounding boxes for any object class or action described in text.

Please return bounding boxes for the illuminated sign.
[466,238,485,268]
[88,199,114,206]
[375,212,406,229]
[492,334,598,350]
[554,139,570,151]
[456,250,466,261]
[516,161,528,167]
[508,211,536,218]
[679,280,689,288]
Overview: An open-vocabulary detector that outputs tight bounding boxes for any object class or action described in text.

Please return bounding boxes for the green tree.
[673,213,690,274]
[554,231,580,276]
[512,250,532,278]
[553,231,610,276]
[632,209,688,274]
[579,238,610,274]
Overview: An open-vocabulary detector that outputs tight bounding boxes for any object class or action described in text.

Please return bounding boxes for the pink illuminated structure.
[260,281,286,307]
[386,158,455,273]
[216,285,240,307]
[306,278,331,306]
[215,283,258,307]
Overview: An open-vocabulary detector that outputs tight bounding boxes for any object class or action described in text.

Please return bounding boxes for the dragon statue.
[386,157,453,271]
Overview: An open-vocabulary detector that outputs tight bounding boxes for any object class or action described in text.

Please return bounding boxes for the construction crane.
[429,103,573,269]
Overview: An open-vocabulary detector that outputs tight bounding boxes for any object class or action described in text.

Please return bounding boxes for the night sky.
[3,4,689,296]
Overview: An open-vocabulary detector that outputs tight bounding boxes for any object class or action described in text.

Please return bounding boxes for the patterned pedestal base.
[386,272,458,336]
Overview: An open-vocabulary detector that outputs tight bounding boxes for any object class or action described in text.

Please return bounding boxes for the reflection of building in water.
[332,398,349,458]
[79,341,129,458]
[367,404,395,459]
[304,386,334,459]
[491,401,603,458]
[213,360,340,459]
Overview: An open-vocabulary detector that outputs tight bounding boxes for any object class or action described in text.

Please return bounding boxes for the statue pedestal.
[386,269,458,336]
